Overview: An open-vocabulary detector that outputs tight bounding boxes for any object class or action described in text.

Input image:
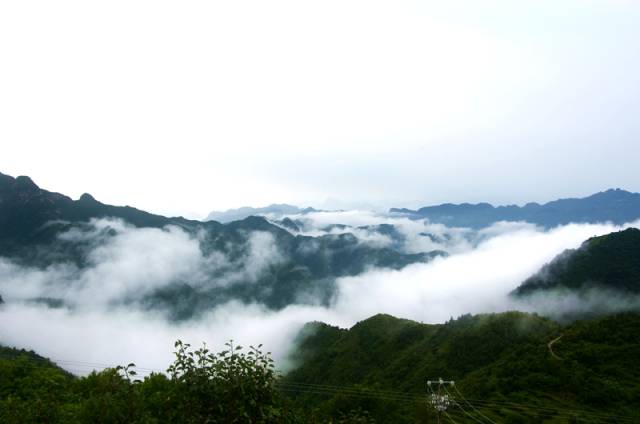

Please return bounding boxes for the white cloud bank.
[278,209,475,254]
[0,217,639,376]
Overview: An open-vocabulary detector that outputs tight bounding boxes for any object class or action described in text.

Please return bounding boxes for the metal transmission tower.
[427,378,455,424]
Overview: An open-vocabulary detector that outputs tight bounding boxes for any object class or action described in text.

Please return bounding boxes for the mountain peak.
[78,193,98,203]
[592,188,636,198]
[14,176,40,193]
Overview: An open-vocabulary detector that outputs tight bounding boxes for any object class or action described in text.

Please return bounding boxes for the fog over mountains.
[205,188,640,228]
[0,172,446,316]
[1,171,640,375]
[3,1,640,419]
[205,204,319,223]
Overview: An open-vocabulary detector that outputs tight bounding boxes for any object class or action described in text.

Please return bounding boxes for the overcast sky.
[1,1,639,218]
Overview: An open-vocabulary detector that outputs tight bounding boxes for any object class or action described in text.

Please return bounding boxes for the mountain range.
[205,204,318,223]
[3,171,640,422]
[2,171,640,318]
[0,172,441,318]
[391,189,640,228]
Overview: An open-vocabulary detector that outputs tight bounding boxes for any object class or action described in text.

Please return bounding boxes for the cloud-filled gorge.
[1,213,639,376]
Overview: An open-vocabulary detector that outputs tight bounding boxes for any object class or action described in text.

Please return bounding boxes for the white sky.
[1,0,639,218]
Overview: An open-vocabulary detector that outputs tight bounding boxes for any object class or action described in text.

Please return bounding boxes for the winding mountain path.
[548,335,564,360]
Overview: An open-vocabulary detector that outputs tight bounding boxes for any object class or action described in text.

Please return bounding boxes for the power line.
[2,353,637,422]
[281,382,636,423]
[443,410,460,424]
[458,397,636,422]
[276,380,428,406]
[448,399,490,424]
[449,385,498,424]
[443,387,617,424]
[427,378,455,424]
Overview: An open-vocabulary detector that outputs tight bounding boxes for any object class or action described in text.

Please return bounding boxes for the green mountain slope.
[283,312,640,423]
[3,313,639,423]
[0,345,76,422]
[514,228,640,295]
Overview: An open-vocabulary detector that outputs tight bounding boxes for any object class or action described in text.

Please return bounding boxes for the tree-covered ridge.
[514,227,640,295]
[0,171,442,316]
[283,312,640,423]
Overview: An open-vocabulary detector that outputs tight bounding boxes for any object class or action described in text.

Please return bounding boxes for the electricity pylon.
[427,378,455,424]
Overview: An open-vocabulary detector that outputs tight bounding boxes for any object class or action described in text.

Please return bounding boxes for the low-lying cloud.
[277,209,475,254]
[0,215,639,376]
[0,219,286,308]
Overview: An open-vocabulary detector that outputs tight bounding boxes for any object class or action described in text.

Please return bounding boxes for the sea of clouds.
[1,212,639,376]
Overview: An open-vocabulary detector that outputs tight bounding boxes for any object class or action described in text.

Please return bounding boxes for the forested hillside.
[3,311,638,423]
[515,228,640,295]
[283,312,640,423]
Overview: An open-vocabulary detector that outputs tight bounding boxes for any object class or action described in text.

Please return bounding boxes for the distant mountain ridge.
[390,188,640,228]
[205,204,318,223]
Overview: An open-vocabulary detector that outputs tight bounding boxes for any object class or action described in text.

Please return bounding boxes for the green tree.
[165,340,298,423]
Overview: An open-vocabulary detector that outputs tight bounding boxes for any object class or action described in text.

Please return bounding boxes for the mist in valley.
[1,212,638,376]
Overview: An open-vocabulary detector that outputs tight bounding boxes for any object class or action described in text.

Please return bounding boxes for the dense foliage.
[2,312,640,423]
[284,312,640,423]
[0,341,300,423]
[515,228,640,295]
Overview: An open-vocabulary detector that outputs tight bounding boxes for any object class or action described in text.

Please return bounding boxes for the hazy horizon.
[2,1,640,218]
[0,169,636,221]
